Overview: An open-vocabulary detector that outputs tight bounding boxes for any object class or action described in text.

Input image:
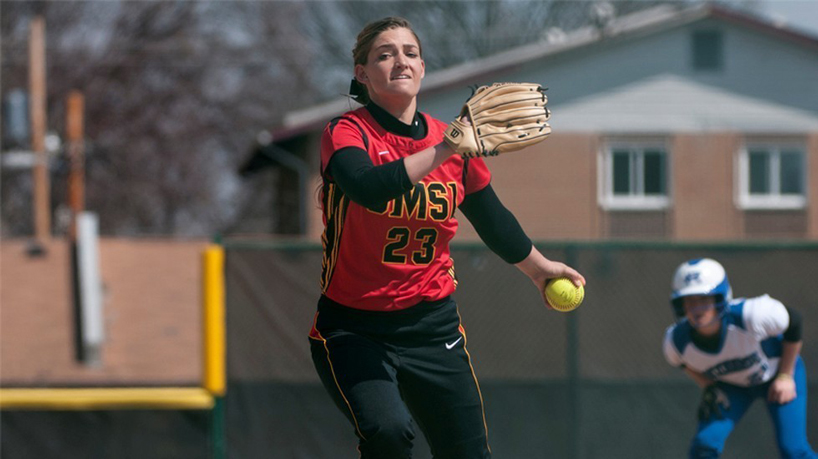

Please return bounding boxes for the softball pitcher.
[663,258,816,458]
[308,16,584,459]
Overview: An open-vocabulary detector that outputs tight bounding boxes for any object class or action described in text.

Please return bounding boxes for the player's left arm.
[459,185,584,309]
[768,306,803,404]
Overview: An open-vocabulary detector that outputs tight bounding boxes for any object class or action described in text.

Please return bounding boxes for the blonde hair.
[350,17,422,105]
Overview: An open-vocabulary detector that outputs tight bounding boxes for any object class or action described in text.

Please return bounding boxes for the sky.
[755,0,818,37]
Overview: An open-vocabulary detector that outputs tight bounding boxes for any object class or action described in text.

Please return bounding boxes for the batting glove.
[698,385,730,421]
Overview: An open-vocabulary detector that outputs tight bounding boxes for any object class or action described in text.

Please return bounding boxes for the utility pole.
[30,16,50,251]
[65,90,102,366]
[66,90,91,363]
[67,91,85,239]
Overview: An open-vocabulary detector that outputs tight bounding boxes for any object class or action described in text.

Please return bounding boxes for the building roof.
[269,3,818,142]
[551,73,818,133]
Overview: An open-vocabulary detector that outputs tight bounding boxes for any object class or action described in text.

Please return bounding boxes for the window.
[599,141,670,210]
[737,142,806,210]
[692,30,723,71]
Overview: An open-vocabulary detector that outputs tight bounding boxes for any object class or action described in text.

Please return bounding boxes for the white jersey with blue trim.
[663,294,790,387]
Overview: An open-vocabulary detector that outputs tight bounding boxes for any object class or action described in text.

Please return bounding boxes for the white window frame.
[598,138,671,211]
[736,140,807,210]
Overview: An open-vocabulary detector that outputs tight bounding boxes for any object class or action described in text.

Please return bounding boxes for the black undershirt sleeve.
[783,307,803,342]
[327,147,414,211]
[459,185,533,264]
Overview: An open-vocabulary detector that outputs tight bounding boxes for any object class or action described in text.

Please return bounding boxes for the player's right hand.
[697,385,730,421]
[768,373,796,404]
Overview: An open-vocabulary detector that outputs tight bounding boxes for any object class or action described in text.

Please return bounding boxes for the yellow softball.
[544,277,585,312]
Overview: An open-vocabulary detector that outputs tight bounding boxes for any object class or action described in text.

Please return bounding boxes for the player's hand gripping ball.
[544,277,584,312]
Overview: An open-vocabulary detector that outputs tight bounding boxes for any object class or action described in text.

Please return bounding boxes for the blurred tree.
[1,0,685,237]
[300,0,678,100]
[1,0,309,236]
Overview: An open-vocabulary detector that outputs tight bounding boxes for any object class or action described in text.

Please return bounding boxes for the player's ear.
[420,59,425,79]
[354,65,368,83]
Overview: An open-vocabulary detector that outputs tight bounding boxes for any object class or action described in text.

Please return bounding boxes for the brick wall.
[0,238,207,386]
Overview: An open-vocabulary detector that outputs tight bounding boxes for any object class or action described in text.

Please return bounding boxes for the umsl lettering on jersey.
[368,181,458,221]
[703,352,761,379]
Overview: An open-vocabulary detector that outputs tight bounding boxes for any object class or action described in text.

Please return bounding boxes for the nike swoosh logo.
[445,336,463,350]
[378,150,390,155]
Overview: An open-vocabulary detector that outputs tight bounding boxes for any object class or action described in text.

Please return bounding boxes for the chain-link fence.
[224,240,818,459]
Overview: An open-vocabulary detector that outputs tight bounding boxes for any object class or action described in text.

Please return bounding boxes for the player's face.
[682,295,719,331]
[356,27,425,105]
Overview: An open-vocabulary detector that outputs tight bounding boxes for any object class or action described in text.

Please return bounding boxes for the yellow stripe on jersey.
[321,182,350,293]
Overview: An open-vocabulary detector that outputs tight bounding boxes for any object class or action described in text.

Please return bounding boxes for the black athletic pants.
[310,295,491,459]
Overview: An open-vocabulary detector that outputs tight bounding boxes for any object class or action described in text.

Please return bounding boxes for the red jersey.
[319,107,491,311]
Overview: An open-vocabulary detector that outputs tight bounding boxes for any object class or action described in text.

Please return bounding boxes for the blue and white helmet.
[670,258,732,319]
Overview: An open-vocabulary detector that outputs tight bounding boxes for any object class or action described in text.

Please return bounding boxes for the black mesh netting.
[0,409,210,459]
[5,242,813,458]
[222,241,818,459]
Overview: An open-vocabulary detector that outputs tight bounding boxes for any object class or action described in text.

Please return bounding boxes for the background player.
[662,258,816,458]
[308,16,584,458]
